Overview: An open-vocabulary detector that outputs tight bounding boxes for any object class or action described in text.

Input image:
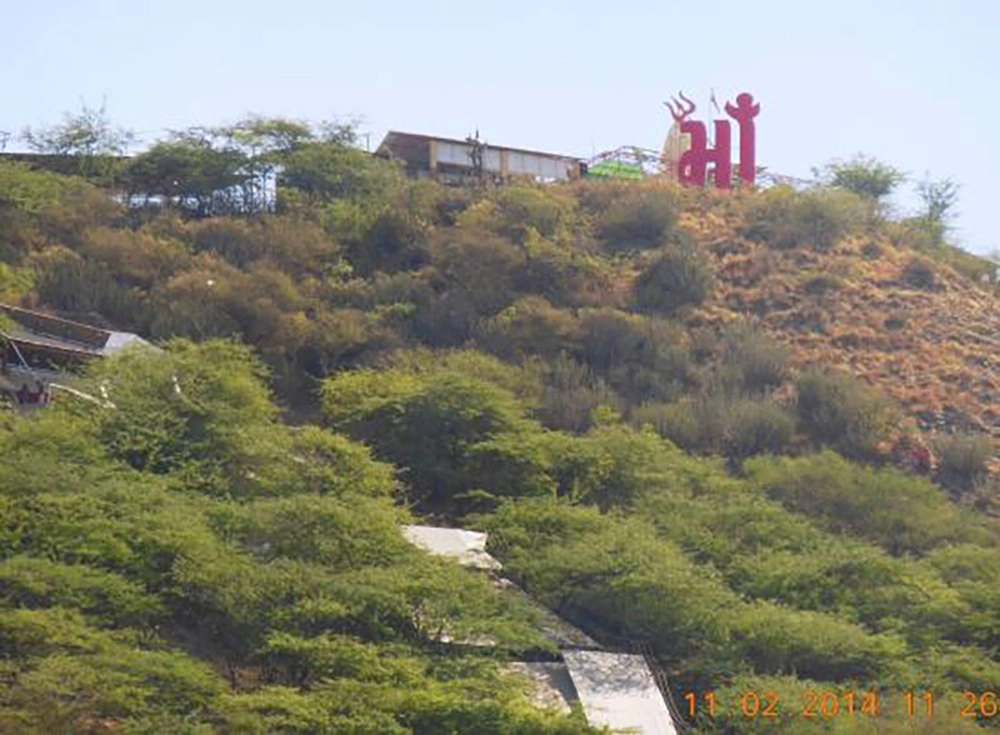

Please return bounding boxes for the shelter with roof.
[377,131,585,185]
[0,304,152,408]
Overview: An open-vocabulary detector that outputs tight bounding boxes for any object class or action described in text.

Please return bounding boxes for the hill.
[684,194,1000,488]
[0,117,998,733]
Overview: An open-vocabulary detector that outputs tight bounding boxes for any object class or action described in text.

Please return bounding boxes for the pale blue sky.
[2,0,998,252]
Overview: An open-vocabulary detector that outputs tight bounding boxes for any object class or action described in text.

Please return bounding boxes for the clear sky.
[2,0,997,252]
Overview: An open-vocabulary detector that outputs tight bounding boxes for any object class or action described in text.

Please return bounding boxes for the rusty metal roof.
[0,304,151,358]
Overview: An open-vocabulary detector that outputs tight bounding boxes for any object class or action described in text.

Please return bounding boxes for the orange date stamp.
[681,690,998,723]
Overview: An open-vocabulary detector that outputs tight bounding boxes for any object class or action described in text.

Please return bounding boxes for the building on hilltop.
[376,131,586,185]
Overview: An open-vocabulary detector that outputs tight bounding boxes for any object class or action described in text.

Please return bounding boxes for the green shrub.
[632,400,703,452]
[577,309,693,403]
[823,155,904,202]
[535,355,623,433]
[498,185,578,241]
[725,398,797,459]
[634,395,794,458]
[512,231,609,307]
[893,219,997,285]
[794,369,896,459]
[745,187,869,252]
[33,246,150,330]
[414,228,524,346]
[632,240,714,314]
[715,323,791,395]
[594,188,678,252]
[933,433,992,491]
[347,207,430,275]
[746,452,986,555]
[475,296,580,360]
[322,367,555,513]
[792,189,870,252]
[730,599,905,680]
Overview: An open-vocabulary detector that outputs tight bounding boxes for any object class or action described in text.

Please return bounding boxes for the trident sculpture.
[664,91,760,188]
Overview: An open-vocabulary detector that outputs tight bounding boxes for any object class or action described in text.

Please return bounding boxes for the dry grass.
[679,209,1000,488]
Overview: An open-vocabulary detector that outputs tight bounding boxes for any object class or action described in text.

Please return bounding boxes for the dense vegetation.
[0,110,998,733]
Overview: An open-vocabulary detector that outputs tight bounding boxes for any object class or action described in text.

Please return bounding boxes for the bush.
[823,154,904,202]
[746,452,984,556]
[80,226,191,290]
[730,600,905,680]
[744,187,869,252]
[32,246,151,330]
[577,309,693,403]
[715,323,790,395]
[190,218,262,267]
[892,219,997,285]
[934,433,992,491]
[632,240,714,314]
[347,207,431,275]
[632,400,703,452]
[634,395,794,458]
[535,355,623,433]
[902,256,937,290]
[491,185,579,243]
[475,296,580,360]
[512,231,609,307]
[322,367,555,513]
[594,188,678,252]
[413,228,524,346]
[794,369,896,459]
[725,399,797,459]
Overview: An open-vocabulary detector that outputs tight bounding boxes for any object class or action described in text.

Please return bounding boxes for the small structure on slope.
[0,304,152,408]
[562,649,678,735]
[403,524,503,571]
[401,524,681,733]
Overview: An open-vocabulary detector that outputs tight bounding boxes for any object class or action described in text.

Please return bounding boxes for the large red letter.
[725,92,760,186]
[677,119,733,188]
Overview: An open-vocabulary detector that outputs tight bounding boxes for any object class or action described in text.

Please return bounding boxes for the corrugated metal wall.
[433,140,575,180]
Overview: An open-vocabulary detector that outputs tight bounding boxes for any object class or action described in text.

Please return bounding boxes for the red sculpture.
[664,91,760,188]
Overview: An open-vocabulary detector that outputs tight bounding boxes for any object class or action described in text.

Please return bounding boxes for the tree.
[123,133,250,217]
[214,116,315,213]
[820,154,904,202]
[278,139,400,203]
[20,100,135,185]
[917,176,959,225]
[322,366,555,513]
[916,175,960,245]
